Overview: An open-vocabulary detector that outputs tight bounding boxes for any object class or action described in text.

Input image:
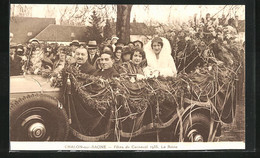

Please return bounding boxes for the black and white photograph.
[9,4,246,150]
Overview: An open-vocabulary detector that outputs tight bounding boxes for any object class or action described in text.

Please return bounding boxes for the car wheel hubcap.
[187,129,204,142]
[194,134,204,142]
[28,122,46,139]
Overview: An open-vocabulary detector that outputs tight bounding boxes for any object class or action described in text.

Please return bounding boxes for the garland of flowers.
[65,65,114,112]
[59,61,237,117]
[113,78,150,115]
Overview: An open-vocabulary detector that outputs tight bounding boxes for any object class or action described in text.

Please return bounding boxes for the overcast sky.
[12,4,245,25]
[131,5,245,23]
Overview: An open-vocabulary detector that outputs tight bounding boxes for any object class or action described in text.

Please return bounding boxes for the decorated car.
[10,61,238,142]
[10,15,244,142]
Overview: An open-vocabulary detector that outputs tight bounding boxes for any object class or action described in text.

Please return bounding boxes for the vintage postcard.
[9,4,245,151]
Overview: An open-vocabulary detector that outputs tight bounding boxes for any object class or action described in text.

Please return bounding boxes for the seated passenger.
[72,48,96,74]
[92,50,119,79]
[120,48,146,80]
[96,44,114,69]
[144,37,177,77]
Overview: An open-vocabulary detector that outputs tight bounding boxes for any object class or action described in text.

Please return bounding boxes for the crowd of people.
[10,35,179,82]
[10,13,244,85]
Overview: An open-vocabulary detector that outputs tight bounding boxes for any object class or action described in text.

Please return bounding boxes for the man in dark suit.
[10,44,23,76]
[87,40,99,66]
[92,50,119,79]
[74,48,96,74]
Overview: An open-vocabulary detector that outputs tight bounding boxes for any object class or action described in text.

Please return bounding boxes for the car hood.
[10,75,60,94]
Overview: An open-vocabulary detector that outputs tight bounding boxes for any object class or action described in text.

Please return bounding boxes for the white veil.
[144,37,177,77]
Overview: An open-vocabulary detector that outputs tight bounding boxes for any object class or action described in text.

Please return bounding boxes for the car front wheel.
[10,94,69,141]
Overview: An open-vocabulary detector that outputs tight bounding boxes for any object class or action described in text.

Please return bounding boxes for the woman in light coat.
[143,37,177,78]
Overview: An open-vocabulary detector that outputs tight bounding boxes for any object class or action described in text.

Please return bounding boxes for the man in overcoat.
[73,48,96,74]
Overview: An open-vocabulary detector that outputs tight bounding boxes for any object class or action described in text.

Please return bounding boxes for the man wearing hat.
[87,40,99,66]
[29,38,40,46]
[10,44,23,76]
[69,40,80,57]
[26,38,41,53]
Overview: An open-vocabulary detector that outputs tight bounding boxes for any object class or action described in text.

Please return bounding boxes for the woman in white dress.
[143,37,177,78]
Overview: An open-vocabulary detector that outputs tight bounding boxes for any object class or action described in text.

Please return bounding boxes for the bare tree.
[59,6,68,25]
[58,5,116,26]
[11,4,32,17]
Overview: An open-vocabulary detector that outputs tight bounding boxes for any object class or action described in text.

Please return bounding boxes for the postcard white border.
[10,142,245,151]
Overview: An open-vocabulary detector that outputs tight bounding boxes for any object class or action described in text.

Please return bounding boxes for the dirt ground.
[219,99,245,142]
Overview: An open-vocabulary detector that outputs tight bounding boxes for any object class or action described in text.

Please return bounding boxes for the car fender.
[10,75,60,102]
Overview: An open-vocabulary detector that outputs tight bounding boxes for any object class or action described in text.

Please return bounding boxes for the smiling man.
[74,48,96,74]
[92,50,119,79]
